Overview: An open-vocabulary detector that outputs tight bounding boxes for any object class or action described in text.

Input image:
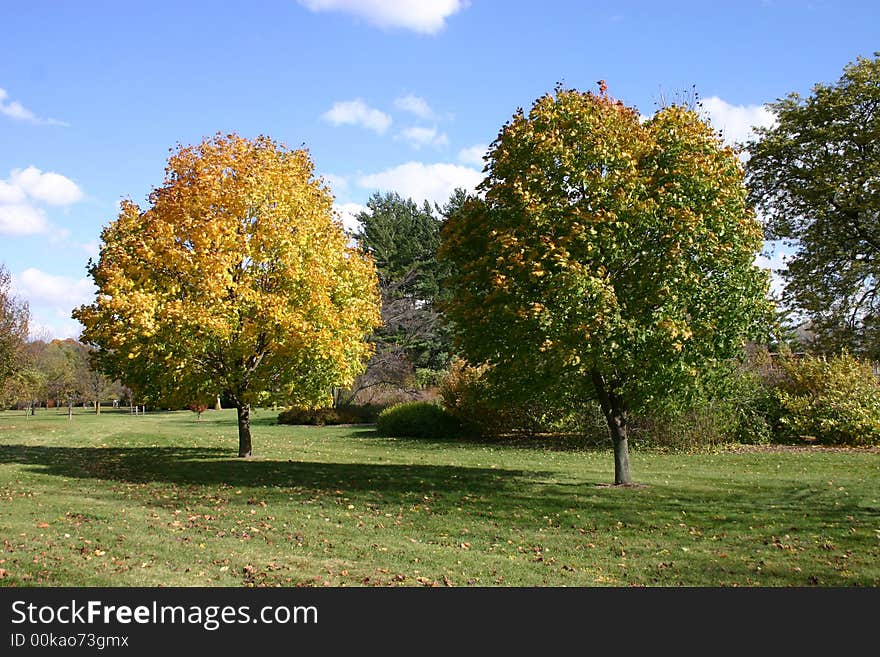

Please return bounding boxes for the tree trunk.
[592,370,632,485]
[215,395,222,411]
[236,403,252,457]
[68,402,73,420]
[95,399,100,415]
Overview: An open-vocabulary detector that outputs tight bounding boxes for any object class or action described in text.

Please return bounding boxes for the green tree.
[3,366,45,415]
[0,264,29,390]
[81,359,120,415]
[357,192,443,302]
[351,192,452,400]
[36,339,84,418]
[74,134,381,456]
[440,85,770,484]
[746,53,880,357]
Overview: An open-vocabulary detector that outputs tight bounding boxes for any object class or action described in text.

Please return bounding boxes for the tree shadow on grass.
[345,426,611,453]
[2,444,876,585]
[0,444,548,500]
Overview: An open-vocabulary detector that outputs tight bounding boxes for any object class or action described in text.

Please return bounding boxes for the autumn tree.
[74,134,381,456]
[746,53,880,357]
[0,263,29,391]
[440,85,770,484]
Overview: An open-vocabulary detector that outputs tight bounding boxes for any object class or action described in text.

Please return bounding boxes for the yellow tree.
[74,134,381,456]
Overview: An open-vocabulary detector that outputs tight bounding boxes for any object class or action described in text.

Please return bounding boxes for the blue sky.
[1,0,878,339]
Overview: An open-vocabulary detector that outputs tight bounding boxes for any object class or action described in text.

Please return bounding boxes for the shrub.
[277,404,382,426]
[774,352,880,445]
[438,360,501,436]
[189,402,209,421]
[439,352,786,448]
[376,401,460,439]
[414,367,446,390]
[629,403,731,450]
[439,359,594,438]
[703,355,779,445]
[628,352,779,448]
[628,394,773,450]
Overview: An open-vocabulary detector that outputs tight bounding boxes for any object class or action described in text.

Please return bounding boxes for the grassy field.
[0,407,878,587]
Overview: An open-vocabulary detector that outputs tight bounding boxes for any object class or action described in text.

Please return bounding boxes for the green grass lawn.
[1,407,878,587]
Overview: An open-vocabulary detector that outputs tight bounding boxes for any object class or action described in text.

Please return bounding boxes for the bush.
[376,401,460,439]
[414,367,446,390]
[438,359,596,438]
[629,403,731,450]
[625,352,779,448]
[277,404,382,426]
[628,393,773,450]
[188,402,209,421]
[438,360,503,436]
[775,352,880,445]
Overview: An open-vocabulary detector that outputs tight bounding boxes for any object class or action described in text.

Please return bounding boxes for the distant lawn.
[0,407,878,587]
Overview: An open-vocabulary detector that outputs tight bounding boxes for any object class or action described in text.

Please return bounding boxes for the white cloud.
[13,268,95,309]
[394,94,435,119]
[336,202,369,233]
[398,125,448,149]
[357,161,482,206]
[9,166,83,205]
[457,144,487,167]
[0,204,50,235]
[28,316,83,341]
[322,99,392,134]
[700,96,777,147]
[0,179,26,204]
[1,101,36,122]
[0,167,83,236]
[0,87,68,126]
[298,0,468,34]
[13,268,94,340]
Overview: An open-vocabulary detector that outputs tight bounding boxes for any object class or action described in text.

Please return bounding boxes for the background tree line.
[1,335,125,416]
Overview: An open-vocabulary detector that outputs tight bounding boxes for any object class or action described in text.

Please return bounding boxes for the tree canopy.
[746,53,880,357]
[354,192,451,375]
[0,263,29,391]
[74,133,381,456]
[440,85,770,484]
[357,192,443,302]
